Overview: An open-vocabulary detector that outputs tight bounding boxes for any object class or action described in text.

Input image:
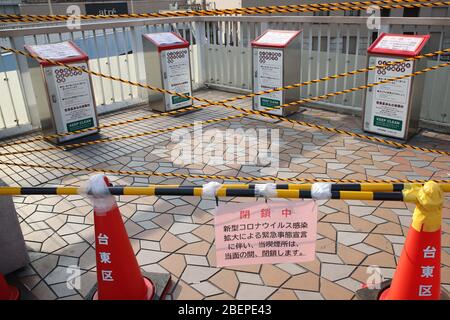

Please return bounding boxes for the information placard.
[253,30,299,47]
[214,200,318,267]
[146,32,184,46]
[367,33,430,57]
[161,47,192,110]
[44,62,98,142]
[364,57,413,139]
[374,35,423,53]
[254,48,283,115]
[28,42,81,60]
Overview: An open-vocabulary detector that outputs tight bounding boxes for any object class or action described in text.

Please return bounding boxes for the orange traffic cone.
[0,273,19,300]
[380,181,444,300]
[88,174,155,300]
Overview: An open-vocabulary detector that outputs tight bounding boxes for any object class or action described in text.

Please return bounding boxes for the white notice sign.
[161,48,192,110]
[254,48,283,116]
[45,62,98,142]
[364,57,413,139]
[255,31,297,47]
[29,42,81,60]
[374,36,423,53]
[146,32,184,46]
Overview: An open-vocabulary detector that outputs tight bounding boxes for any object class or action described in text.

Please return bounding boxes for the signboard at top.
[214,200,318,267]
[85,2,128,16]
[368,33,430,57]
[252,30,301,47]
[27,42,83,61]
[145,32,185,46]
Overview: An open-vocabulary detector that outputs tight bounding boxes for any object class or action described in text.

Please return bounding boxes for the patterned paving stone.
[337,231,368,246]
[209,269,239,296]
[185,255,209,266]
[283,272,320,291]
[191,282,222,297]
[2,89,448,300]
[336,277,363,292]
[236,272,264,285]
[235,284,277,300]
[321,263,356,281]
[269,288,298,300]
[294,290,324,300]
[31,254,59,278]
[172,280,204,300]
[351,243,380,255]
[349,206,376,217]
[136,250,169,265]
[45,266,72,285]
[317,253,344,264]
[169,222,199,235]
[320,278,354,300]
[181,265,219,284]
[31,281,57,300]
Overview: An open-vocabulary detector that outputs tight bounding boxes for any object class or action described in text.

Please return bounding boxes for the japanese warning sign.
[254,48,284,115]
[161,47,192,110]
[363,56,413,139]
[44,62,98,142]
[214,200,318,267]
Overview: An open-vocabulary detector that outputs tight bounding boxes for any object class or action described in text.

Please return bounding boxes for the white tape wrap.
[254,183,277,198]
[202,181,222,198]
[311,182,332,200]
[85,174,116,215]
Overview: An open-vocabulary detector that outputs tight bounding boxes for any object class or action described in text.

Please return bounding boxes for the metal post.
[9,36,41,129]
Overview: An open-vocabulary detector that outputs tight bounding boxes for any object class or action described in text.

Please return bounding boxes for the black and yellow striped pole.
[0,183,448,197]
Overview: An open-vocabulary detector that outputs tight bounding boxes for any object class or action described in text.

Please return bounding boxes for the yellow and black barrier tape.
[0,114,247,156]
[0,159,449,184]
[0,183,448,201]
[1,57,449,156]
[0,46,450,155]
[2,47,448,147]
[2,1,449,23]
[0,1,446,23]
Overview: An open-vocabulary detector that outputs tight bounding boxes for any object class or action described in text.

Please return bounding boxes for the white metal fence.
[0,16,449,138]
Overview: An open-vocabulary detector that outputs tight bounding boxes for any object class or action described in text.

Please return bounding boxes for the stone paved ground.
[1,89,449,300]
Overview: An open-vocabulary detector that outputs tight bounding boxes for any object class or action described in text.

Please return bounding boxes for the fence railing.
[0,16,449,138]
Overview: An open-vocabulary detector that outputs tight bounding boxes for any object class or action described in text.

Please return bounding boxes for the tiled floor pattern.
[1,90,449,300]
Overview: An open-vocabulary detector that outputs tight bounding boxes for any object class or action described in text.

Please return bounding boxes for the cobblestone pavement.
[1,89,449,300]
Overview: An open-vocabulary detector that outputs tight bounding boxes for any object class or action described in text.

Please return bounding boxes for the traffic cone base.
[356,279,450,300]
[91,276,156,300]
[87,271,171,300]
[379,283,450,300]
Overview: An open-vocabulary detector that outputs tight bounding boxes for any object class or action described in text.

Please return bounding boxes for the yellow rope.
[0,1,446,23]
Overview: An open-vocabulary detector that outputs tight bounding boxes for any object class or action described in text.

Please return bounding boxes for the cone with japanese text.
[88,174,155,300]
[0,273,19,300]
[380,181,443,300]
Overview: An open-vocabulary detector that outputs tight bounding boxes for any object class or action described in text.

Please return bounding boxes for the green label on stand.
[373,116,402,131]
[260,98,280,108]
[67,118,94,132]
